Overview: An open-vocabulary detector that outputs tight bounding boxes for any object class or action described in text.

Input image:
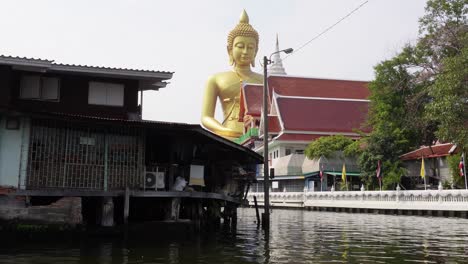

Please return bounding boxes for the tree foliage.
[422,0,468,150]
[304,135,357,160]
[358,0,467,189]
[447,153,465,188]
[307,1,467,190]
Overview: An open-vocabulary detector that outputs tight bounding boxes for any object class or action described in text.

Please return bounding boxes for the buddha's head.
[227,10,259,67]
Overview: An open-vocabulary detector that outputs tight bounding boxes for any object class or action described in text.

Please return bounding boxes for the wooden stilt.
[101,197,114,227]
[124,187,130,225]
[253,196,260,227]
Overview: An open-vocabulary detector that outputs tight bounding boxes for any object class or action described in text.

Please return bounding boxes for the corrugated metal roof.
[0,55,53,63]
[0,54,173,77]
[51,62,173,75]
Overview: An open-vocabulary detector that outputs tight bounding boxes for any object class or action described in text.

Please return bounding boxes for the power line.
[283,0,370,61]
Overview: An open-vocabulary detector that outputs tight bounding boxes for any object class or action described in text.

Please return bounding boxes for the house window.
[295,149,304,154]
[88,81,124,106]
[20,75,60,101]
[285,148,291,155]
[5,117,20,130]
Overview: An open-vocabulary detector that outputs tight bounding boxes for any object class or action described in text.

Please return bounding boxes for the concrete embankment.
[0,196,82,230]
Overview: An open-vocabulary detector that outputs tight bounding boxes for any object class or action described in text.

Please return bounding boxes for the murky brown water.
[1,208,468,263]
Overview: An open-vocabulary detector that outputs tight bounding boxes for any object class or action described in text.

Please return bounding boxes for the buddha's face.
[231,36,257,66]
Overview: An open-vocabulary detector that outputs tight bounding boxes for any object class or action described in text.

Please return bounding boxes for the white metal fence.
[248,189,468,211]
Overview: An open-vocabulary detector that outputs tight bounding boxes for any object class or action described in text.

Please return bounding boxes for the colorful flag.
[342,163,347,183]
[320,164,324,181]
[420,157,425,178]
[376,160,382,179]
[460,155,465,177]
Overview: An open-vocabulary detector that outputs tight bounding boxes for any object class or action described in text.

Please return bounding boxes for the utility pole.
[262,55,270,230]
[261,48,293,230]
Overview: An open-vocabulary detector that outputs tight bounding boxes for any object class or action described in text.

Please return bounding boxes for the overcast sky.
[1,0,427,124]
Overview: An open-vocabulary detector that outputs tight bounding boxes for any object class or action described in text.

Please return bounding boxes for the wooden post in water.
[231,205,237,231]
[124,187,130,225]
[101,197,114,227]
[253,196,260,226]
[192,200,202,231]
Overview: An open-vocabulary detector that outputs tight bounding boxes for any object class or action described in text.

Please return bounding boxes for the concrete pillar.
[101,197,114,227]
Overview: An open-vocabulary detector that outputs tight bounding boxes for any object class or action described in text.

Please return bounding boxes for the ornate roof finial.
[269,34,287,75]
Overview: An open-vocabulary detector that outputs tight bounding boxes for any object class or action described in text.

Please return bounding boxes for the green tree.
[447,153,465,188]
[422,0,468,150]
[304,135,358,160]
[359,0,467,189]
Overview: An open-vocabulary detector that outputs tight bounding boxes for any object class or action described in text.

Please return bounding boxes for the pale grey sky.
[1,0,427,124]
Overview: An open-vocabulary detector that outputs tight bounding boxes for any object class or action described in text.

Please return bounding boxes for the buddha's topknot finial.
[239,9,249,23]
[227,10,259,66]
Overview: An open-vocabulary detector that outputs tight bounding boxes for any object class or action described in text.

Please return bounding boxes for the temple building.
[236,41,370,192]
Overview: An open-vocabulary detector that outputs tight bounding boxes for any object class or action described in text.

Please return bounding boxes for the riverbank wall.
[0,196,82,226]
[248,189,468,218]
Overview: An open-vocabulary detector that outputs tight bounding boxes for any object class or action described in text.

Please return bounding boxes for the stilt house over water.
[0,55,262,227]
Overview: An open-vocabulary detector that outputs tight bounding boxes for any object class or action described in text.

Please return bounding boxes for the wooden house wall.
[0,66,12,107]
[7,69,140,119]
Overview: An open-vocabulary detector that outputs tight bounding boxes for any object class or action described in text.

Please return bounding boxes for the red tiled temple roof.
[275,133,322,142]
[240,84,265,119]
[268,75,369,99]
[276,96,370,133]
[400,143,457,160]
[239,76,370,122]
[268,115,281,133]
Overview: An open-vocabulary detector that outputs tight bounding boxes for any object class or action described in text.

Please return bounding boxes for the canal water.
[1,208,468,263]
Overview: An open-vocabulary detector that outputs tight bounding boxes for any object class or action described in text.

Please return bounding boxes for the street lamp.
[262,48,293,229]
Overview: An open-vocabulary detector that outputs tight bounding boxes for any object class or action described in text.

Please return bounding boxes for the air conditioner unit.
[145,171,165,190]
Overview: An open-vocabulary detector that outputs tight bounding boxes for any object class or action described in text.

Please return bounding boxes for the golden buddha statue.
[201,10,263,140]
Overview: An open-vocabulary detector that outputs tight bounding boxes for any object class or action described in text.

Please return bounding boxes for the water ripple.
[1,209,468,263]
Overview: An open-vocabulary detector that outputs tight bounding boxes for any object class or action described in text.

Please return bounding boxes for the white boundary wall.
[248,189,468,211]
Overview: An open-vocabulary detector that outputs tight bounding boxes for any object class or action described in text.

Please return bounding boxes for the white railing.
[247,189,468,211]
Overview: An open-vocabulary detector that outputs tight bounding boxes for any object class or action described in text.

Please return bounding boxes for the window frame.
[19,75,61,102]
[88,81,125,107]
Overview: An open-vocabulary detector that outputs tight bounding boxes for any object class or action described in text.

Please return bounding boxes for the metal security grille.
[26,118,144,190]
